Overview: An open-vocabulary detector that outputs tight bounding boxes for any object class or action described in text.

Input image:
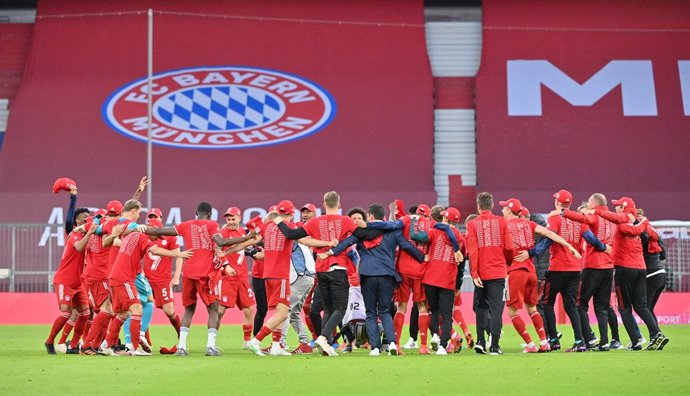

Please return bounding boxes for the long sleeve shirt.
[465,210,513,281]
[595,209,648,269]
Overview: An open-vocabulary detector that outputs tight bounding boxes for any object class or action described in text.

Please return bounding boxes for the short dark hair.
[408,205,418,215]
[464,214,478,224]
[347,207,366,219]
[73,207,90,225]
[477,192,494,210]
[197,202,213,216]
[367,204,385,220]
[430,205,445,222]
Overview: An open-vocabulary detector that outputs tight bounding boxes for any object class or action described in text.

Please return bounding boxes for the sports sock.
[303,304,317,339]
[168,313,181,336]
[419,312,430,346]
[178,327,189,349]
[145,329,152,346]
[141,301,154,332]
[272,329,282,343]
[58,319,75,344]
[256,325,272,342]
[83,311,108,348]
[123,316,132,345]
[511,314,533,344]
[207,328,218,349]
[46,310,71,344]
[530,311,547,342]
[393,312,405,343]
[453,307,470,336]
[82,319,92,344]
[242,324,252,341]
[69,309,90,349]
[94,313,115,348]
[130,314,142,350]
[106,315,126,348]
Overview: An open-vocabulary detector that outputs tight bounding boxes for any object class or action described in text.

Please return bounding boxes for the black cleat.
[66,347,80,354]
[595,344,610,352]
[45,343,57,355]
[657,337,670,350]
[474,342,487,355]
[489,345,503,355]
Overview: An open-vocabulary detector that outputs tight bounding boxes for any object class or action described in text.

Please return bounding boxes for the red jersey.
[109,232,155,284]
[219,226,248,281]
[251,256,264,279]
[53,231,87,288]
[546,215,588,272]
[302,214,357,273]
[174,219,220,279]
[260,221,292,280]
[466,210,513,281]
[595,209,647,269]
[563,206,616,269]
[422,227,466,290]
[101,218,133,275]
[143,235,179,284]
[397,215,434,279]
[83,232,110,280]
[506,218,537,273]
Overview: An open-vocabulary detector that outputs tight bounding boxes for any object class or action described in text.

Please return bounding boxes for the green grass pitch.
[1,324,689,395]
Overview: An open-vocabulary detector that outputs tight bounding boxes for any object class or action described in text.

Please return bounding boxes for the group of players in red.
[45,180,668,356]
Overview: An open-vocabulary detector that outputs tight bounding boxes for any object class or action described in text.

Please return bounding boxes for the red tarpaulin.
[476,0,690,219]
[0,0,434,222]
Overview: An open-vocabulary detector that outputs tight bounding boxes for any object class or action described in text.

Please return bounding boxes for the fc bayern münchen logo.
[102,66,337,149]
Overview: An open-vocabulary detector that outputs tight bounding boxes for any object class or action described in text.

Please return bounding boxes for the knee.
[130,304,143,316]
[163,304,175,317]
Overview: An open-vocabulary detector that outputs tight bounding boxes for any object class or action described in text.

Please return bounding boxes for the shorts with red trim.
[150,282,174,308]
[182,276,215,307]
[453,291,463,307]
[53,283,89,308]
[507,269,538,309]
[265,278,290,308]
[83,278,110,308]
[394,275,426,303]
[110,281,141,313]
[215,278,255,309]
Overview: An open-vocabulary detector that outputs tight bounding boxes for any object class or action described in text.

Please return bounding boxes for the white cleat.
[369,348,380,357]
[402,337,418,349]
[242,341,250,350]
[99,347,118,356]
[246,339,265,356]
[132,347,152,356]
[430,334,440,351]
[269,345,292,356]
[388,342,398,356]
[315,336,338,356]
[436,346,448,356]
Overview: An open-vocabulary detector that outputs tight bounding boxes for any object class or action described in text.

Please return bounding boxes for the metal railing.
[1,223,689,292]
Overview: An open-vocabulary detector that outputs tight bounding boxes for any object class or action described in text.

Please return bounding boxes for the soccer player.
[466,192,514,355]
[588,197,668,350]
[323,204,426,356]
[45,218,97,354]
[500,198,581,353]
[231,200,333,356]
[416,207,465,355]
[142,210,183,354]
[279,236,316,354]
[215,207,256,349]
[144,202,256,356]
[638,208,667,345]
[104,199,192,356]
[273,192,383,356]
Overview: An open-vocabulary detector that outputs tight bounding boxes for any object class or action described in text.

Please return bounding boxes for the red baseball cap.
[300,203,317,213]
[612,197,636,209]
[416,204,431,217]
[52,177,78,194]
[106,200,123,215]
[245,215,263,231]
[146,218,163,228]
[277,200,295,214]
[224,207,241,217]
[442,207,461,222]
[499,198,523,215]
[148,208,163,218]
[553,190,573,204]
[521,206,531,217]
[93,209,108,218]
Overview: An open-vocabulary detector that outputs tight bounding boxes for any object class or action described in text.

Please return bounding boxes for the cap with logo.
[148,208,163,218]
[416,204,431,217]
[553,190,573,204]
[442,207,461,222]
[277,200,295,214]
[106,200,124,215]
[499,198,523,215]
[224,207,241,217]
[300,203,317,213]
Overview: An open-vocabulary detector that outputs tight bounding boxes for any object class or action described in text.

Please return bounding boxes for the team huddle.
[44,177,669,357]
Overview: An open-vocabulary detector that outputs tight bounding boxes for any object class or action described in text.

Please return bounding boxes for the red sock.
[69,309,90,349]
[393,312,405,343]
[145,328,152,345]
[83,311,109,349]
[82,320,92,344]
[168,313,181,336]
[131,314,142,350]
[94,313,115,348]
[453,308,470,335]
[530,311,547,342]
[272,329,282,343]
[242,324,252,341]
[511,314,533,344]
[46,310,71,344]
[105,315,125,348]
[256,325,272,342]
[419,312,430,346]
[303,304,317,339]
[58,319,75,344]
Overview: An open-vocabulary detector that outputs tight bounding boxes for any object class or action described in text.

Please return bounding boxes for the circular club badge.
[102,66,336,149]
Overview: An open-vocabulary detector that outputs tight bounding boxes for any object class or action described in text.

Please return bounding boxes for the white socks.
[178,327,189,349]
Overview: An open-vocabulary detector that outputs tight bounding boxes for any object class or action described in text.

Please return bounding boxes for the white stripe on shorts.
[124,283,135,299]
[58,284,64,300]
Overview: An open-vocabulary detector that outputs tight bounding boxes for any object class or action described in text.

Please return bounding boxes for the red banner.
[476,0,690,219]
[0,0,434,222]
